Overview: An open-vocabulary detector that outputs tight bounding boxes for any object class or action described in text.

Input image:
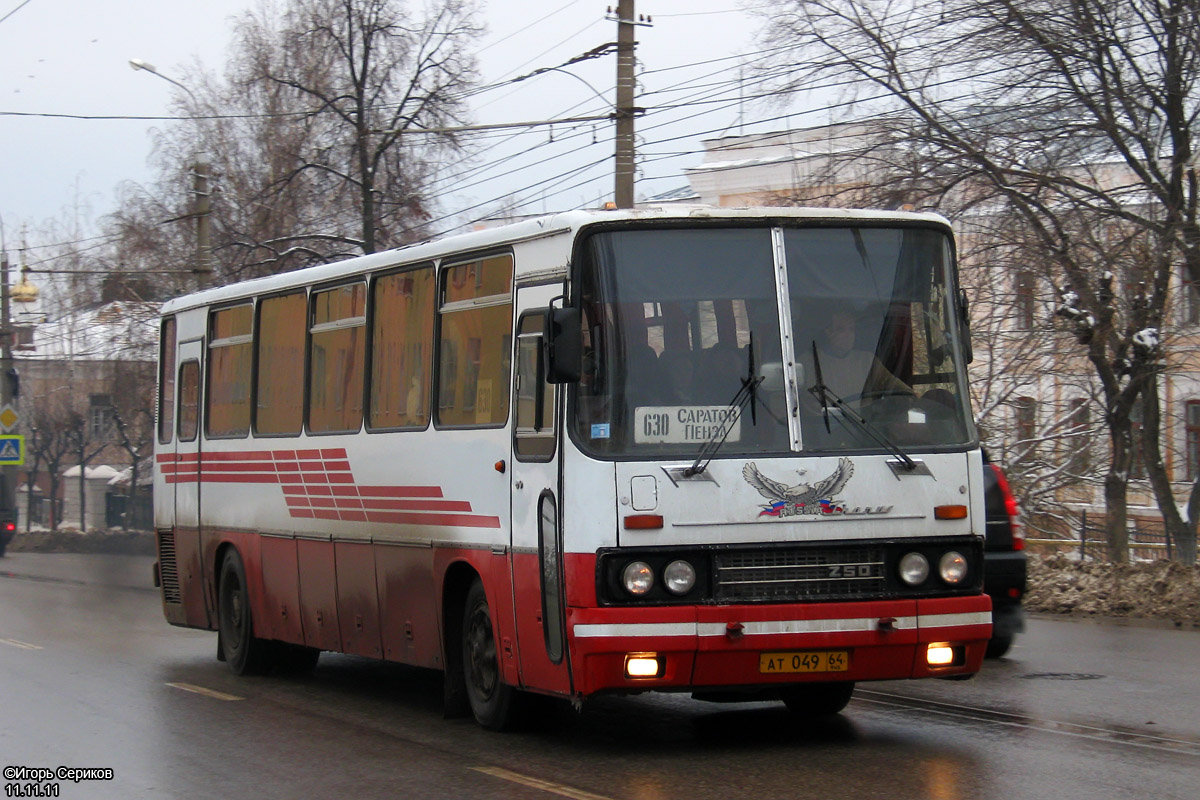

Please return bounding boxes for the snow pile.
[1027,554,1200,626]
[7,530,156,556]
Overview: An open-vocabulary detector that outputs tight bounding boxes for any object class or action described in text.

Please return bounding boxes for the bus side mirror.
[544,306,581,383]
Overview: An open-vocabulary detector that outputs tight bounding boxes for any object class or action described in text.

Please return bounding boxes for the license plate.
[759,650,849,674]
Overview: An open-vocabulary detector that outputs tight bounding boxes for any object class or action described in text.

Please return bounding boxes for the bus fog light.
[927,644,955,666]
[663,560,696,595]
[938,551,968,585]
[898,552,929,586]
[625,653,663,678]
[622,561,654,596]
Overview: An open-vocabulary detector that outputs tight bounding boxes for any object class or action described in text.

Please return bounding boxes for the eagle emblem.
[743,458,855,517]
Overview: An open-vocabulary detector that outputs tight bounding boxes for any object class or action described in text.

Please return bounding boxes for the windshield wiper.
[810,341,832,434]
[684,334,764,477]
[808,342,917,471]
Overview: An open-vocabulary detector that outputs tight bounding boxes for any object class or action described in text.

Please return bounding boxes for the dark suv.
[0,476,16,558]
[981,453,1026,658]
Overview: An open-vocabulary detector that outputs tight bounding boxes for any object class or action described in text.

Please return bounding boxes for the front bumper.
[567,594,992,696]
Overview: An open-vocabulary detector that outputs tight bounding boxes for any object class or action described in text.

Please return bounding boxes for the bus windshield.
[573,225,973,458]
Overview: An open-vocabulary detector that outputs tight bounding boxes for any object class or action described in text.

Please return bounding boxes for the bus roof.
[160,205,952,315]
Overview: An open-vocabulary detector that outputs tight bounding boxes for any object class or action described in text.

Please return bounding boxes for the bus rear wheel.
[780,681,855,717]
[461,579,517,730]
[217,549,272,675]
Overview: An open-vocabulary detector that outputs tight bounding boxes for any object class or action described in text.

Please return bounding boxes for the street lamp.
[128,59,212,288]
[128,58,200,105]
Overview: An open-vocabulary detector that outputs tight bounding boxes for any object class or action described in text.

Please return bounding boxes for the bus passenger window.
[158,317,176,444]
[514,313,554,458]
[178,361,200,442]
[437,254,513,427]
[370,266,434,429]
[256,291,306,436]
[309,283,367,434]
[207,304,253,438]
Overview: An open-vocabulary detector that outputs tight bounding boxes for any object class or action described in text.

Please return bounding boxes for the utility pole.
[611,1,650,209]
[193,157,213,290]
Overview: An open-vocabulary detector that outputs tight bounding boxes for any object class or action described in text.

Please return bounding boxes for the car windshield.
[571,224,973,458]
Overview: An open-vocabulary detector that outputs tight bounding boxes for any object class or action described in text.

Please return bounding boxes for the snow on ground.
[1027,553,1200,626]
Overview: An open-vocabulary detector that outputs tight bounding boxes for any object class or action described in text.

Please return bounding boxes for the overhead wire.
[21,6,1174,261]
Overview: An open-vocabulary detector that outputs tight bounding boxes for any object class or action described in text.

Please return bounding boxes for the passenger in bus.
[807,309,911,405]
[656,347,696,404]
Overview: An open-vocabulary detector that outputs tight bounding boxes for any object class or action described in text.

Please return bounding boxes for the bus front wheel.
[217,549,272,675]
[461,579,517,730]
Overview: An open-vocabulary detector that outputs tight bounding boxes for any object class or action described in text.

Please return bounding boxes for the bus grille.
[713,545,886,603]
[157,530,182,604]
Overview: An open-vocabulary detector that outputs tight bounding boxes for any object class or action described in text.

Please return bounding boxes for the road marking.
[471,767,615,800]
[165,682,244,701]
[0,637,42,650]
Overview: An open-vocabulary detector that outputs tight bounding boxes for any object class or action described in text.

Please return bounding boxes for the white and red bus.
[154,207,991,729]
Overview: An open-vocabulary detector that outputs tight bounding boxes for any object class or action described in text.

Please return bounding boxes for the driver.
[810,309,911,404]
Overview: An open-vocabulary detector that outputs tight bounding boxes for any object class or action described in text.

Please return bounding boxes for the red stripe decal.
[357,485,444,499]
[204,474,280,484]
[159,449,490,527]
[359,498,472,512]
[199,462,277,472]
[362,511,502,529]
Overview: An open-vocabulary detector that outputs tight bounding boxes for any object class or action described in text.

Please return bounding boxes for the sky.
[0,0,798,254]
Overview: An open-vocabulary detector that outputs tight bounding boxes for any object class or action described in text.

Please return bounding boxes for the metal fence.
[104,490,153,531]
[1026,511,1182,562]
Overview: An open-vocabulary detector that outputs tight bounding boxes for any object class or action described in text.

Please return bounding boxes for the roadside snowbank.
[1026,553,1200,626]
[6,530,156,556]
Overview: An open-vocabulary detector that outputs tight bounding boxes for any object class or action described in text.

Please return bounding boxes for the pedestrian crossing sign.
[0,435,23,465]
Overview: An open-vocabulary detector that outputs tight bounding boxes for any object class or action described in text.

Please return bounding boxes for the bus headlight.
[622,561,655,596]
[663,560,696,595]
[898,552,930,586]
[939,551,968,585]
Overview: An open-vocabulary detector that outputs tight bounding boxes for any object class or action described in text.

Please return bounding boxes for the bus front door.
[510,286,571,696]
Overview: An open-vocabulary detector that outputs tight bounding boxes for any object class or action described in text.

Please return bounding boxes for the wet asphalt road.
[2,552,1199,800]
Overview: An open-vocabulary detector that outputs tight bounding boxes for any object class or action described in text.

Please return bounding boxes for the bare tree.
[110,361,156,530]
[27,399,75,531]
[63,404,108,534]
[137,0,483,282]
[760,0,1200,562]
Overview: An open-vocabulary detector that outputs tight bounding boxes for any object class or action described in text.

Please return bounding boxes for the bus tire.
[217,549,272,676]
[461,579,517,730]
[780,681,855,717]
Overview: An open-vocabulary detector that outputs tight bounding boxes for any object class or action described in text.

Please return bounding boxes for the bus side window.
[437,253,513,428]
[158,317,176,444]
[369,265,435,430]
[178,361,200,442]
[309,282,367,434]
[207,304,254,438]
[514,312,554,459]
[255,291,306,436]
